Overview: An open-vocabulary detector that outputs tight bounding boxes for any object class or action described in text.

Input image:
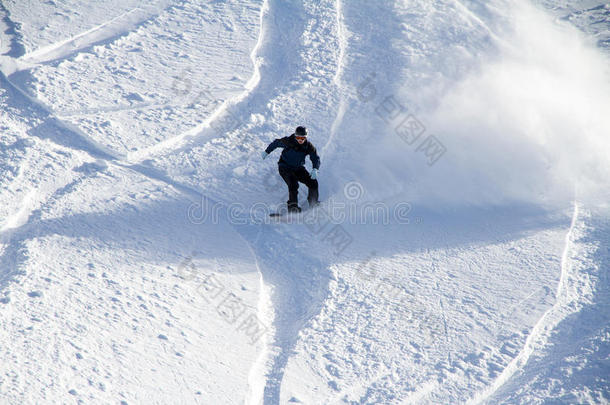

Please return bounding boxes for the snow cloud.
[419,1,609,207]
[355,1,610,209]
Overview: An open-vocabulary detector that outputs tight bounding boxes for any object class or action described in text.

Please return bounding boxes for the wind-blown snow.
[0,0,608,404]
[333,0,610,208]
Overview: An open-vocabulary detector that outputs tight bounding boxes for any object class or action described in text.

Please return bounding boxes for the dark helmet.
[295,126,308,136]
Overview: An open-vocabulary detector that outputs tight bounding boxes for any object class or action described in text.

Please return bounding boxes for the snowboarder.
[261,126,320,213]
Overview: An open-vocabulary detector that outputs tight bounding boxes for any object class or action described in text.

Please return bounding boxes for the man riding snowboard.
[262,126,320,213]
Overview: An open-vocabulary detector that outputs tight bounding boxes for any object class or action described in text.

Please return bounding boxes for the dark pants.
[279,165,319,208]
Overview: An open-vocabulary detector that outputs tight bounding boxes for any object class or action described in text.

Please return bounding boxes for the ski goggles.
[295,135,307,141]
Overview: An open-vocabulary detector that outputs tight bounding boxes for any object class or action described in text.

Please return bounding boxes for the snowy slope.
[0,1,268,403]
[1,0,609,404]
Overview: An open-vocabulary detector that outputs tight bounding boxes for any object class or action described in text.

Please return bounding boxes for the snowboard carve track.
[243,228,273,405]
[0,189,39,290]
[0,72,119,161]
[320,0,347,158]
[124,0,268,165]
[1,55,222,208]
[19,4,168,67]
[22,7,140,62]
[470,202,580,404]
[2,1,602,403]
[1,5,272,402]
[223,0,347,401]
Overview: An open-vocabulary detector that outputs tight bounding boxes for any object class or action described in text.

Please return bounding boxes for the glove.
[261,151,268,160]
[311,168,318,180]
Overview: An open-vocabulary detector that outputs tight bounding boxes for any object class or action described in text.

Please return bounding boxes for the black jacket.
[265,134,321,170]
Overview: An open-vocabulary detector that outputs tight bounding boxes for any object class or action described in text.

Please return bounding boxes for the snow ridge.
[321,0,348,158]
[124,0,269,165]
[245,229,274,405]
[471,201,580,404]
[218,0,346,401]
[1,0,608,403]
[20,6,156,65]
[0,73,118,161]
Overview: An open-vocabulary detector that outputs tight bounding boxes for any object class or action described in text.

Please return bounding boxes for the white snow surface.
[0,0,609,404]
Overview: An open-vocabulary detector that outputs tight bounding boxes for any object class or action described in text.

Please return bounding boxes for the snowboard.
[269,209,302,217]
[269,202,320,217]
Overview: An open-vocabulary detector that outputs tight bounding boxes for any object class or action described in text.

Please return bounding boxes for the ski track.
[236,225,332,405]
[0,72,119,161]
[1,2,179,163]
[19,6,157,66]
[320,0,347,159]
[490,206,610,403]
[0,190,38,289]
[245,241,273,405]
[116,0,348,397]
[1,2,274,402]
[125,0,270,165]
[1,0,606,403]
[2,0,264,168]
[2,67,214,211]
[0,64,231,230]
[124,0,267,165]
[0,0,261,257]
[6,1,569,403]
[163,0,350,401]
[228,0,345,401]
[0,1,541,402]
[0,153,99,291]
[470,201,580,404]
[0,5,241,206]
